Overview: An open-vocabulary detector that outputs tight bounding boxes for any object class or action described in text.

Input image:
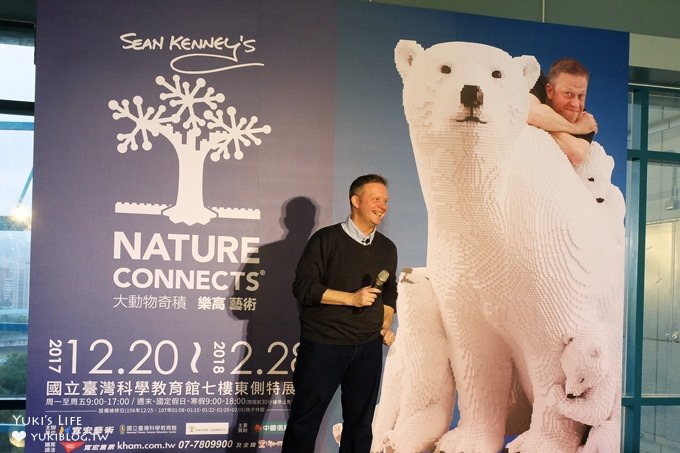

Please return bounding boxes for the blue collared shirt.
[341,216,375,246]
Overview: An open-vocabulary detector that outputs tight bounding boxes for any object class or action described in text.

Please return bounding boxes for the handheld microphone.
[372,270,390,290]
[354,270,389,314]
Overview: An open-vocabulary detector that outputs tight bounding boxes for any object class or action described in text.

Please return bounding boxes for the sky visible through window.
[0,43,34,217]
[0,43,35,102]
[0,42,33,405]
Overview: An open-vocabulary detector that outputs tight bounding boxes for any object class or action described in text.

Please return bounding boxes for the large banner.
[26,1,628,452]
[28,1,336,451]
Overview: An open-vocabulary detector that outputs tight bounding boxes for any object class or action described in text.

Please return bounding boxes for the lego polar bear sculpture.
[391,40,624,453]
[370,268,455,453]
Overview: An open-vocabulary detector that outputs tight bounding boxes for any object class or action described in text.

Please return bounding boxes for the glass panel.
[0,409,25,451]
[0,231,29,398]
[643,219,679,391]
[628,90,640,151]
[0,114,31,398]
[647,164,680,224]
[0,116,33,223]
[648,91,680,153]
[0,44,34,103]
[643,163,680,394]
[641,406,680,452]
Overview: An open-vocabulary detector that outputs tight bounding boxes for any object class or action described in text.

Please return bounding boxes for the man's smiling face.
[546,72,589,123]
[351,182,389,234]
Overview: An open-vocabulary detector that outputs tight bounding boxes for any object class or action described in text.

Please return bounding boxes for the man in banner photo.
[528,57,598,166]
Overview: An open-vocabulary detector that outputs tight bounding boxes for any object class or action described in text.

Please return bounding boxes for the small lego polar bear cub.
[370,267,454,453]
[552,325,620,453]
[574,142,626,244]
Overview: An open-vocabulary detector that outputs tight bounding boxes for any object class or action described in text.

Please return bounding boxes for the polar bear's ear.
[395,40,424,81]
[515,55,541,90]
[604,154,615,175]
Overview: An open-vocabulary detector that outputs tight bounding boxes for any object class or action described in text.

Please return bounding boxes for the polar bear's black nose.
[461,85,483,108]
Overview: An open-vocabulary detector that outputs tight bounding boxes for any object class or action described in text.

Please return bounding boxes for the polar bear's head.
[575,143,626,242]
[575,144,615,205]
[396,267,440,326]
[395,40,540,140]
[560,328,610,398]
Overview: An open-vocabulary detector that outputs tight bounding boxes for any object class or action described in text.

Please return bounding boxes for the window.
[626,86,680,452]
[0,39,34,452]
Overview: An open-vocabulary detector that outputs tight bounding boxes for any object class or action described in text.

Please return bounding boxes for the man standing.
[528,57,598,166]
[282,174,398,453]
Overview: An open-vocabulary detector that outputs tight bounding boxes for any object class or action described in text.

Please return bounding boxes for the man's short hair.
[547,58,589,83]
[349,174,387,200]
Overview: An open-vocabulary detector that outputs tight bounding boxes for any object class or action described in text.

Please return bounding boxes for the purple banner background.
[28,1,336,451]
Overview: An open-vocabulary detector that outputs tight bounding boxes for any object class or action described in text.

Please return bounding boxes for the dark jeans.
[282,336,383,453]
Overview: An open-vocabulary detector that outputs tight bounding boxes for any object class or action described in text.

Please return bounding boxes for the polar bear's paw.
[506,428,580,453]
[380,430,399,453]
[434,427,502,453]
[378,428,437,453]
[581,420,620,453]
[370,429,400,453]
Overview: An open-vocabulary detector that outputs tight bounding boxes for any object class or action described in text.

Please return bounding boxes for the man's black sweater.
[292,223,398,345]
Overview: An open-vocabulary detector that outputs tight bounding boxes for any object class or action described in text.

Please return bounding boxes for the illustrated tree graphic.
[109,75,271,226]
